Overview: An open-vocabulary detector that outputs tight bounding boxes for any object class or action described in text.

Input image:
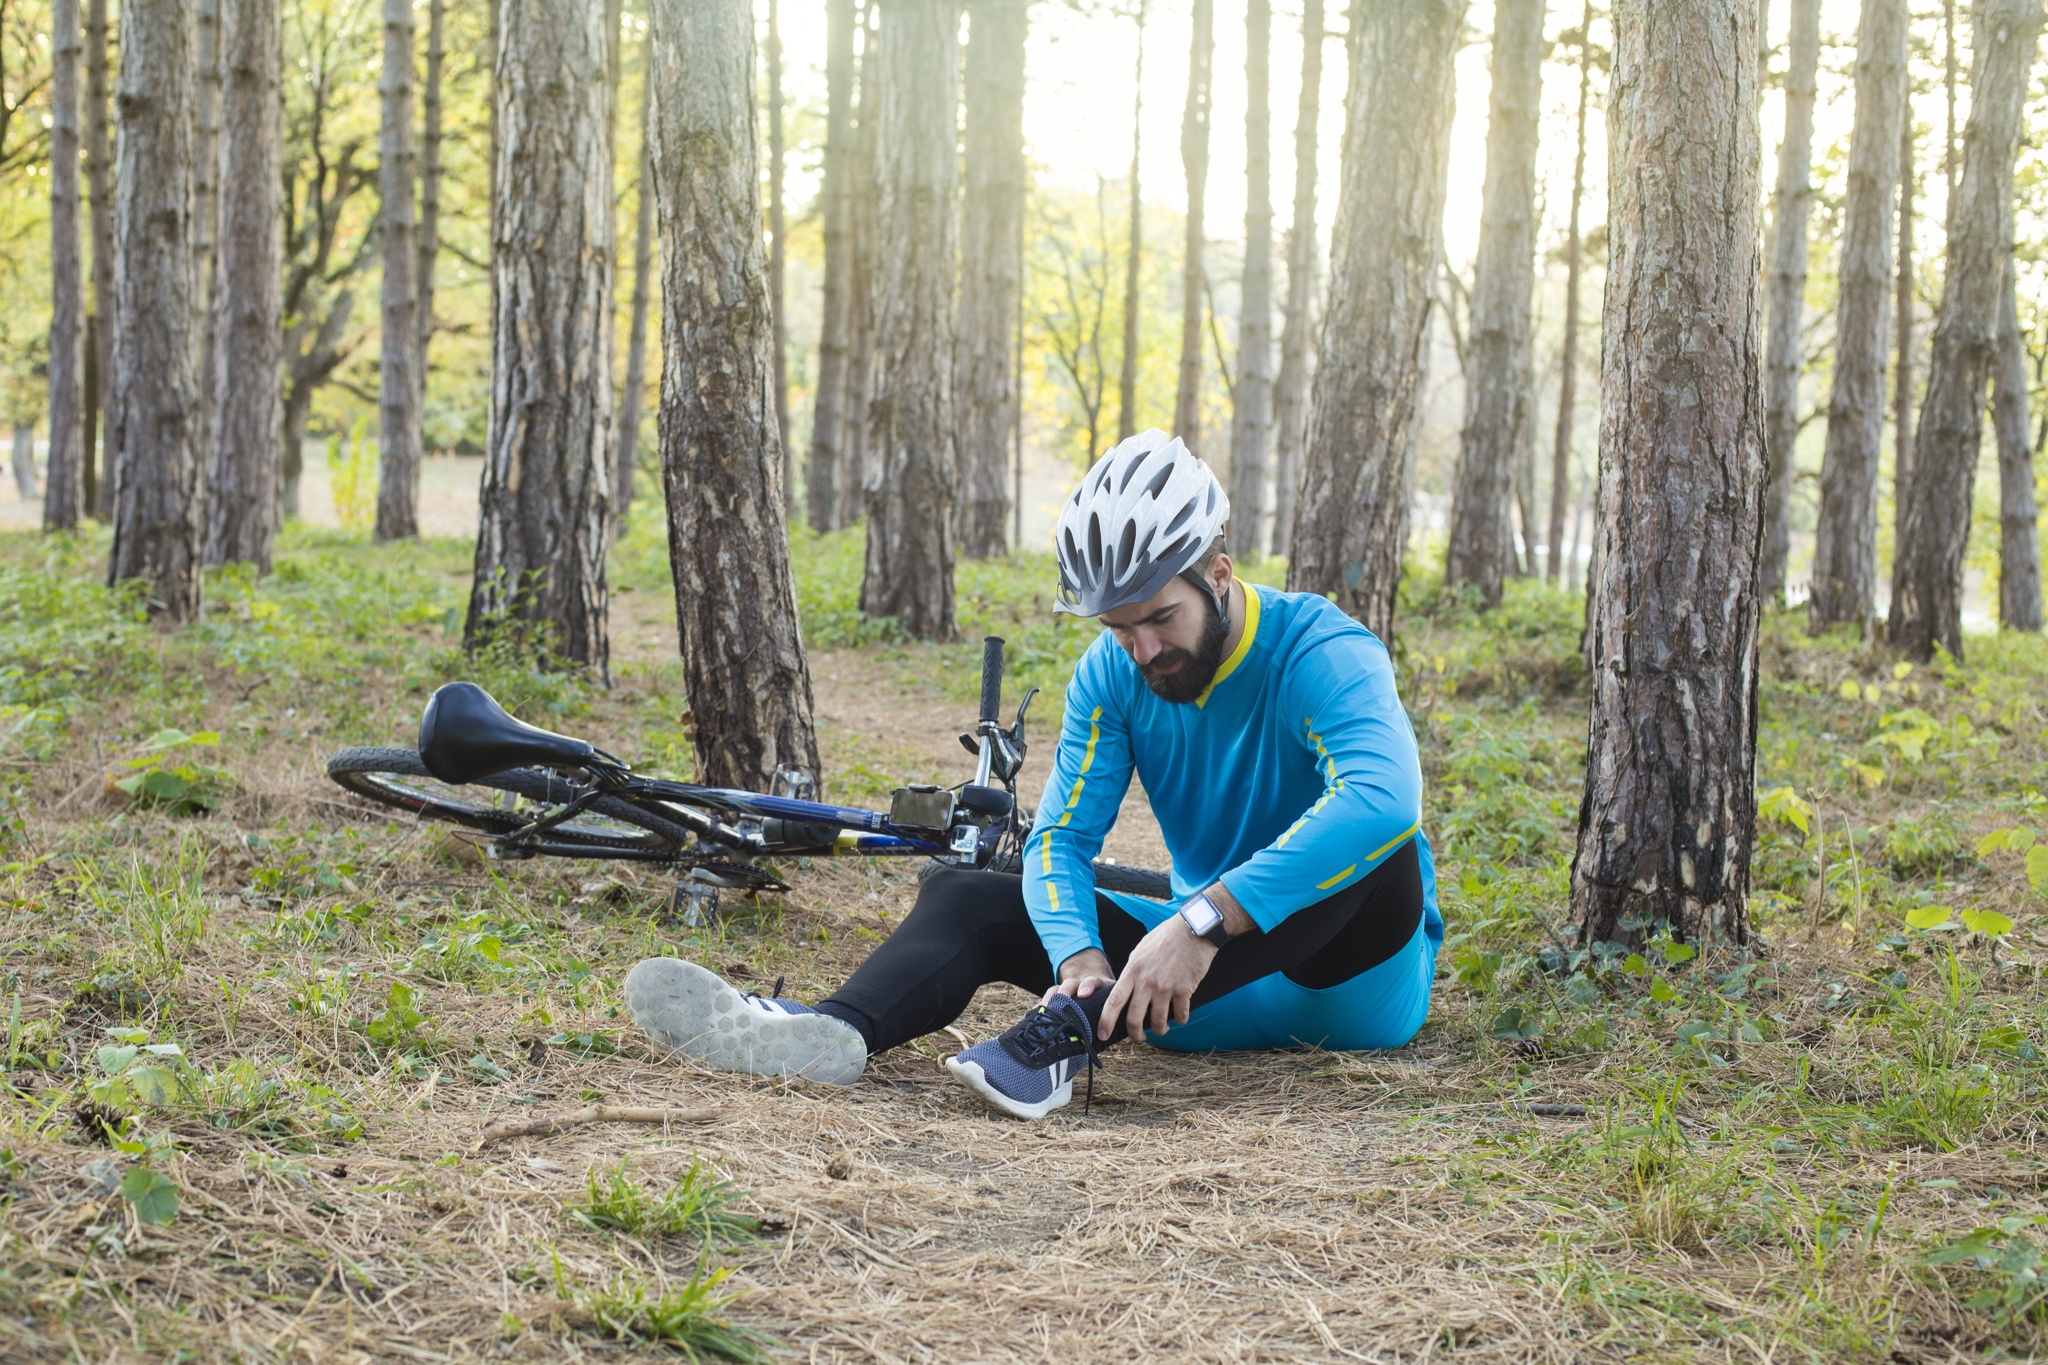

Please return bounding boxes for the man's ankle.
[813,1000,876,1054]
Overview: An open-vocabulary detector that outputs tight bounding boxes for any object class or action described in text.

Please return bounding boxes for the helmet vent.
[1163,501,1193,537]
[1115,520,1138,580]
[1087,513,1103,571]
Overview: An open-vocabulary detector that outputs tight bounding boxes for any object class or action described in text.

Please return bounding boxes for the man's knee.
[905,867,1029,930]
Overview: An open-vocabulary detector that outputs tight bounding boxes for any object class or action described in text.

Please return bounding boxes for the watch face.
[1182,895,1222,934]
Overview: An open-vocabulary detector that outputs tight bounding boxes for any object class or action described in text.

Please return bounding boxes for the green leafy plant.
[1927,1215,2048,1328]
[567,1159,762,1245]
[549,1251,776,1362]
[90,1027,192,1109]
[364,981,432,1050]
[1977,827,2048,896]
[120,1165,181,1226]
[113,728,232,814]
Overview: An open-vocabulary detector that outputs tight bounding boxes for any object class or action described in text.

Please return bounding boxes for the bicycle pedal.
[667,880,719,929]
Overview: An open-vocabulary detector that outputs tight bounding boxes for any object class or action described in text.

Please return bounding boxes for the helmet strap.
[1179,568,1231,635]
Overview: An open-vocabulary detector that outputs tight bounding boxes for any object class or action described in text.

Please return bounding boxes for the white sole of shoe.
[944,1054,1073,1120]
[624,957,866,1086]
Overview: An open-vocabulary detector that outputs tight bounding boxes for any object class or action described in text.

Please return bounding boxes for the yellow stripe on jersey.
[1316,864,1358,890]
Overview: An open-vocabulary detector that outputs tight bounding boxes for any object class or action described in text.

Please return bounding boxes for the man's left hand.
[1097,915,1217,1042]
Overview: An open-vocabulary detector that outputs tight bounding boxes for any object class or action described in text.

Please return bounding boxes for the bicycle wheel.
[325,748,693,852]
[937,850,1174,901]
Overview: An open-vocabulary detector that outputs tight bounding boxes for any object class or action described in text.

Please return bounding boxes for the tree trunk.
[1226,0,1275,556]
[955,0,1025,557]
[1994,250,2042,630]
[1444,0,1543,607]
[418,0,444,398]
[1808,0,1904,636]
[1894,100,1917,517]
[107,0,203,622]
[194,0,221,463]
[1173,0,1213,450]
[810,0,857,532]
[1546,0,1594,583]
[1286,0,1465,639]
[84,315,101,515]
[1759,0,1818,604]
[615,71,655,531]
[85,0,116,520]
[648,0,822,791]
[767,0,791,497]
[375,0,421,540]
[10,429,35,500]
[842,1,881,528]
[1117,0,1147,445]
[1573,0,1766,951]
[46,0,86,531]
[858,0,958,641]
[467,0,615,676]
[203,0,283,570]
[1889,0,2042,662]
[1269,0,1320,560]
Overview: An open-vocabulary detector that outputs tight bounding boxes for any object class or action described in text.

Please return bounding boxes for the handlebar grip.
[979,636,1006,724]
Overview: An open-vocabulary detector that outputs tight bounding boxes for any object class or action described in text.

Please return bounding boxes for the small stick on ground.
[470,1104,720,1151]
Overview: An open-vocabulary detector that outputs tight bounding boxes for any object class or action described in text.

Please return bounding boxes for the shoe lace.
[1007,1002,1099,1116]
[741,975,788,1008]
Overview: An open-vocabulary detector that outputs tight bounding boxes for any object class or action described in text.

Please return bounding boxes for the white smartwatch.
[1179,891,1232,947]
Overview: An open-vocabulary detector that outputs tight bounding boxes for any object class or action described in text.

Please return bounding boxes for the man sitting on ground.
[624,430,1442,1118]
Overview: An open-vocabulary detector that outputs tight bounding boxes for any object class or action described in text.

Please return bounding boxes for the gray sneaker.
[624,957,866,1086]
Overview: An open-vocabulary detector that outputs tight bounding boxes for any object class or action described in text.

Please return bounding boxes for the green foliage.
[363,981,432,1051]
[1927,1217,2048,1328]
[560,1259,777,1362]
[567,1159,762,1246]
[113,728,232,814]
[119,1166,181,1227]
[1884,808,1967,877]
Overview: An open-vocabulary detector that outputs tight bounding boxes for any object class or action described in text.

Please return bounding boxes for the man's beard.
[1137,606,1229,704]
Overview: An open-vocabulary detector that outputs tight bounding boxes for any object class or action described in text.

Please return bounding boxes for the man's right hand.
[1046,948,1116,1005]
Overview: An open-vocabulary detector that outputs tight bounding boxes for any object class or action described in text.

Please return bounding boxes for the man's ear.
[1208,553,1234,596]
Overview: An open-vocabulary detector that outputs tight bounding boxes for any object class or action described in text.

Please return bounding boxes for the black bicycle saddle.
[418,682,594,784]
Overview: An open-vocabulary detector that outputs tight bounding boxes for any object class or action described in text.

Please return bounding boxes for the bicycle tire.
[325,748,696,852]
[930,850,1174,901]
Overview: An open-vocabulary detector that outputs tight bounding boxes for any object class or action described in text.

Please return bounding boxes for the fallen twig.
[470,1104,720,1151]
[1527,1103,1588,1118]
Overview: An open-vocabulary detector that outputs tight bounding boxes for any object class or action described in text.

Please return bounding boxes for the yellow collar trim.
[1195,579,1260,709]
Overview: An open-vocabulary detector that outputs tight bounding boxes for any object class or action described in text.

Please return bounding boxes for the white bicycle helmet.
[1053,430,1231,617]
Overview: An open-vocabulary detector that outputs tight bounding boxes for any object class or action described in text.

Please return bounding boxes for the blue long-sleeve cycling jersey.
[1023,581,1431,970]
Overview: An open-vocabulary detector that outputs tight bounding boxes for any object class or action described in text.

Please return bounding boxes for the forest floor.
[0,522,2045,1364]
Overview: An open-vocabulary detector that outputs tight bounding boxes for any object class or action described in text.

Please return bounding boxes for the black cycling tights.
[815,839,1423,1055]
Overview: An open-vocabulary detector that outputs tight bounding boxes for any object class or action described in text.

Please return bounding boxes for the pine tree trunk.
[194,0,221,461]
[1269,0,1320,560]
[1994,252,2043,630]
[1894,105,1917,515]
[1117,0,1146,445]
[1574,0,1766,951]
[85,0,116,520]
[956,0,1025,558]
[1546,0,1593,583]
[1889,0,2042,662]
[842,2,881,528]
[47,0,87,531]
[1445,0,1543,607]
[468,0,615,676]
[107,0,203,622]
[810,0,857,532]
[858,0,958,641]
[375,0,421,540]
[767,0,791,496]
[1226,0,1275,556]
[648,0,822,791]
[418,0,444,393]
[203,0,283,570]
[1173,0,1213,450]
[1808,0,1905,635]
[1759,0,1819,604]
[615,73,655,530]
[1286,0,1465,638]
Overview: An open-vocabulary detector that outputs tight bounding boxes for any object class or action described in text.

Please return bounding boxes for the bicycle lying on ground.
[325,636,1171,924]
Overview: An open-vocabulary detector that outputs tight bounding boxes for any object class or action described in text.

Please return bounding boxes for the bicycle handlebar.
[979,636,1005,725]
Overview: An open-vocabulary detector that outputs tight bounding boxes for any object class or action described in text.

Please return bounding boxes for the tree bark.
[1994,250,2042,630]
[1173,0,1213,450]
[1269,0,1320,560]
[1226,0,1275,557]
[85,0,116,520]
[107,0,203,622]
[767,0,791,499]
[46,0,86,531]
[418,0,444,400]
[1546,0,1594,583]
[1759,0,1818,604]
[467,0,615,676]
[1117,0,1147,445]
[1808,0,1905,636]
[1889,0,2042,662]
[956,0,1025,557]
[858,0,958,641]
[842,1,881,528]
[375,0,421,540]
[203,0,283,570]
[194,0,221,463]
[810,0,857,531]
[1444,0,1543,607]
[1894,97,1917,517]
[648,0,822,791]
[1573,0,1766,951]
[1286,0,1465,639]
[615,71,655,531]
